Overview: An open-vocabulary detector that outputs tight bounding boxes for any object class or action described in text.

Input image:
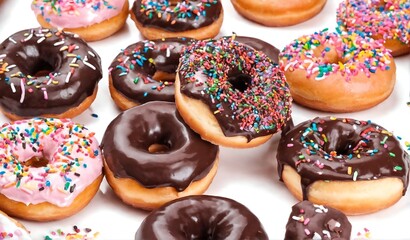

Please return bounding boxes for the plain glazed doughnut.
[108,37,195,110]
[280,30,396,112]
[31,0,129,42]
[0,118,103,221]
[277,116,410,215]
[135,195,268,240]
[176,36,292,148]
[0,210,31,239]
[101,101,219,210]
[0,28,102,121]
[337,0,410,56]
[130,0,223,40]
[285,201,352,239]
[230,0,327,26]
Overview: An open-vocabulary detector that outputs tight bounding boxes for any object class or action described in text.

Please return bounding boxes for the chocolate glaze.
[109,38,195,104]
[285,201,352,239]
[178,37,291,141]
[101,101,219,191]
[277,117,410,199]
[135,195,269,240]
[0,28,102,117]
[132,0,222,32]
[234,36,280,64]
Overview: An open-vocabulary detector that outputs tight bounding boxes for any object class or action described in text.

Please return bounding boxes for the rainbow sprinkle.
[337,0,410,44]
[44,225,99,240]
[179,36,292,135]
[280,29,393,81]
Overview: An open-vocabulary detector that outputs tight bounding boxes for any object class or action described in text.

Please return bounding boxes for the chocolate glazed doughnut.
[277,117,410,215]
[108,38,195,110]
[101,101,219,209]
[130,0,224,40]
[135,195,269,240]
[0,28,102,120]
[285,201,352,239]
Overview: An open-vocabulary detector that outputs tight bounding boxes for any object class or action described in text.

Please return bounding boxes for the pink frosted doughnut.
[0,118,103,221]
[337,0,410,56]
[31,0,129,41]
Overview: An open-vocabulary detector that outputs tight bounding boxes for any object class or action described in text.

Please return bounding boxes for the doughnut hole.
[227,68,252,92]
[311,44,341,64]
[24,156,49,168]
[29,59,54,77]
[148,143,171,153]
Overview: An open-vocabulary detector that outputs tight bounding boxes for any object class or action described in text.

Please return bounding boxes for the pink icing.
[0,118,102,207]
[31,0,126,28]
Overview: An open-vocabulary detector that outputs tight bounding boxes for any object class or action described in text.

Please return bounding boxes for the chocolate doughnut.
[108,38,195,110]
[135,195,269,240]
[285,201,352,239]
[277,116,410,214]
[130,0,224,40]
[101,101,219,209]
[0,28,102,120]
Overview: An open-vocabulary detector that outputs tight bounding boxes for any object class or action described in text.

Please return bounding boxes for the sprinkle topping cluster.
[337,0,410,44]
[179,36,292,135]
[0,118,102,207]
[0,214,31,240]
[139,0,219,24]
[280,29,393,80]
[44,226,99,240]
[0,28,99,104]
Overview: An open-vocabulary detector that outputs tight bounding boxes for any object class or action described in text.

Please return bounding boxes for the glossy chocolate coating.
[132,0,222,32]
[135,195,269,240]
[285,201,352,239]
[234,36,280,64]
[101,101,219,191]
[277,117,410,199]
[109,38,195,103]
[0,28,102,117]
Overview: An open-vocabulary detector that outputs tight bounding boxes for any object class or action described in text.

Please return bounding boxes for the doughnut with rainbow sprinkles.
[130,0,224,40]
[176,36,292,148]
[0,118,103,221]
[31,0,129,41]
[337,0,410,56]
[280,29,396,112]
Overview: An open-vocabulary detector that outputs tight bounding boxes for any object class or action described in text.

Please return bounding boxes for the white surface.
[0,0,410,239]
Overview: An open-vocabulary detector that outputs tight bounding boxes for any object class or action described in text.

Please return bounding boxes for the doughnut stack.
[0,0,408,238]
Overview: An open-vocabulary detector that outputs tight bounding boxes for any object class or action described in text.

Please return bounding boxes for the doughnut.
[230,0,327,26]
[0,28,102,121]
[280,30,396,112]
[0,118,103,221]
[176,36,292,148]
[277,116,410,215]
[31,0,129,42]
[130,0,224,40]
[337,0,410,56]
[108,37,195,110]
[101,101,219,210]
[135,195,268,239]
[0,210,31,240]
[285,201,352,239]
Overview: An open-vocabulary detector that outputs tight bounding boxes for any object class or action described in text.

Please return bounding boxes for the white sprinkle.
[10,83,16,93]
[8,37,17,44]
[322,230,331,238]
[65,71,72,83]
[83,56,96,70]
[37,37,46,44]
[87,51,95,57]
[312,232,322,240]
[41,29,50,33]
[35,33,45,38]
[123,56,129,64]
[71,58,77,64]
[19,79,25,103]
[47,79,52,85]
[23,31,33,42]
[353,170,359,181]
[166,48,171,57]
[6,64,16,70]
[54,40,65,46]
[0,54,6,59]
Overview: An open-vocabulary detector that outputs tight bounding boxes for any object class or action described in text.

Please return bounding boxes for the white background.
[1,0,410,239]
